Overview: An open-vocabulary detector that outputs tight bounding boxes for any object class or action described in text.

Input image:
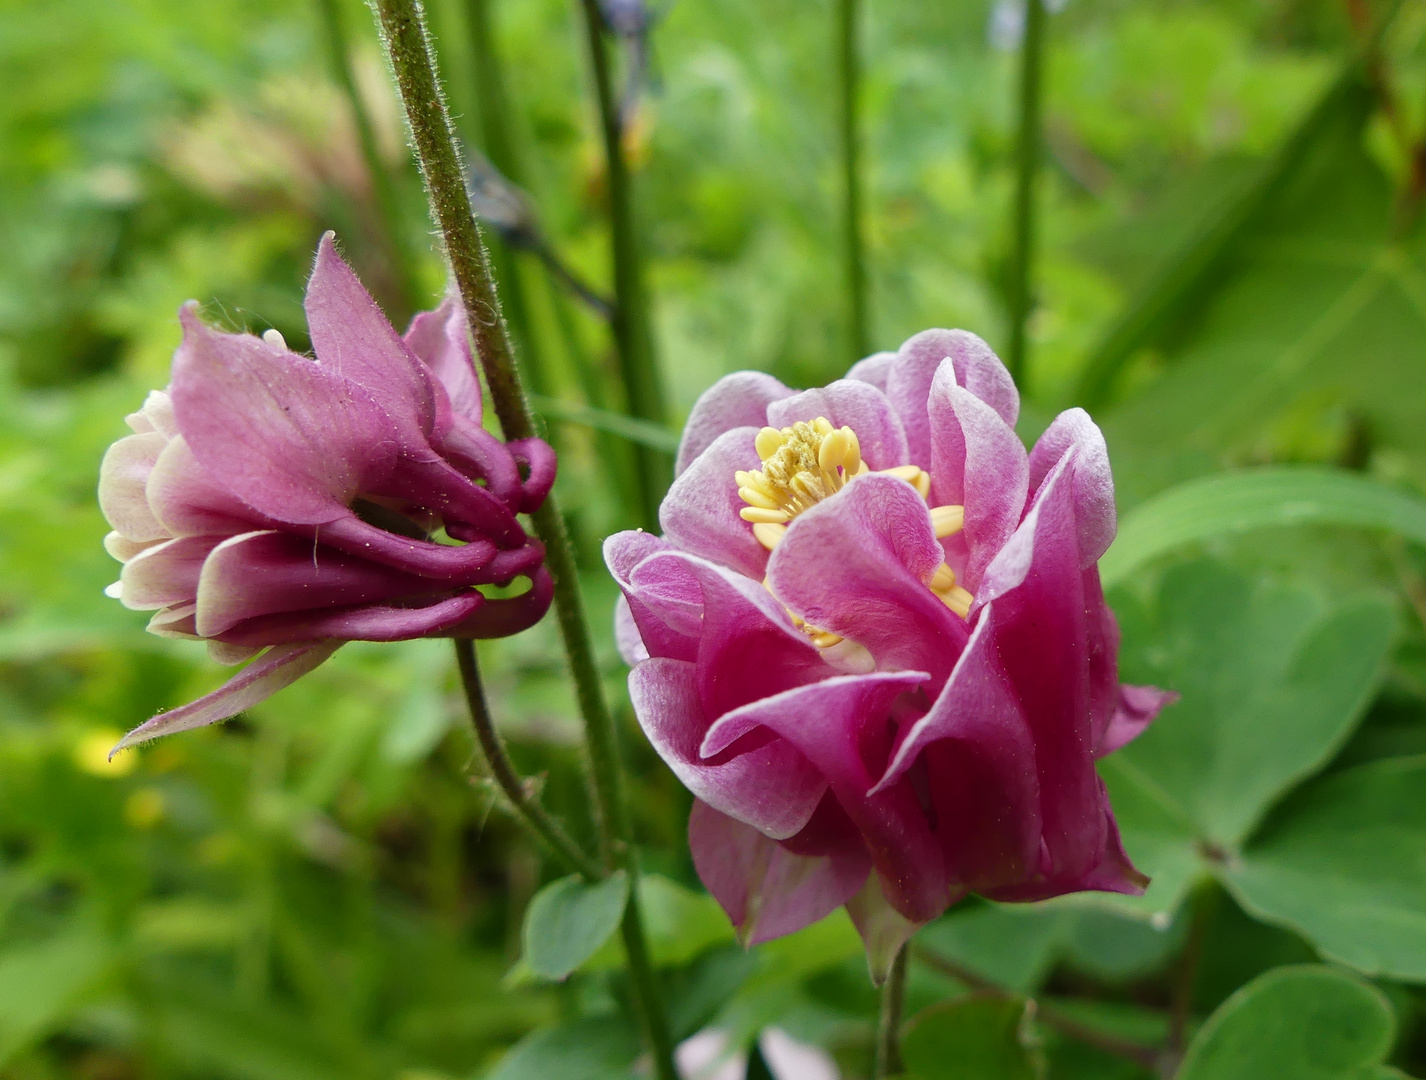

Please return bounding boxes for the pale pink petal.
[98,431,169,542]
[1027,408,1116,567]
[119,535,222,611]
[758,1029,840,1080]
[766,380,909,470]
[845,350,897,392]
[112,640,342,752]
[1096,684,1178,758]
[404,293,482,427]
[886,330,1018,467]
[660,427,769,581]
[146,436,268,537]
[604,531,699,662]
[614,595,650,666]
[675,371,793,475]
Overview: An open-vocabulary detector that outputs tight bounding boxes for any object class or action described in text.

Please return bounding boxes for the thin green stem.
[1006,0,1047,387]
[874,943,908,1078]
[576,0,669,531]
[836,0,869,362]
[369,5,677,1077]
[316,0,416,315]
[453,639,602,880]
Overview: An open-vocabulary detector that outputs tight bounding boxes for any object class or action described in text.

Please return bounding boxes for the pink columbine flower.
[605,330,1175,978]
[100,233,555,752]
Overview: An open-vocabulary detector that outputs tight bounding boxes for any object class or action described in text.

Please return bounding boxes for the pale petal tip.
[103,581,123,599]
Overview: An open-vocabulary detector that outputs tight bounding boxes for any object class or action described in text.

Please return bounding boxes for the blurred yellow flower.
[73,729,136,777]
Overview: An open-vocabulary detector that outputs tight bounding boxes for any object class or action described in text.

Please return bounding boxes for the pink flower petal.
[445,567,554,639]
[146,436,268,537]
[631,658,828,839]
[766,379,909,470]
[676,371,793,475]
[1027,408,1116,567]
[767,474,965,683]
[689,799,870,946]
[845,350,897,392]
[885,330,1019,467]
[170,303,398,526]
[926,358,1030,591]
[605,531,698,662]
[119,535,221,611]
[98,431,169,542]
[1096,684,1178,758]
[660,427,769,581]
[404,293,482,428]
[111,640,342,753]
[217,592,483,646]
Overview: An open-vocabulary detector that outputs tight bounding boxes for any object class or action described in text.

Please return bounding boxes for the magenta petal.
[614,596,650,665]
[171,304,397,525]
[767,474,965,682]
[1097,684,1178,758]
[604,531,700,662]
[689,799,870,945]
[660,427,770,581]
[445,568,555,639]
[506,437,557,513]
[98,431,168,542]
[404,294,483,428]
[146,436,268,536]
[120,535,221,611]
[675,371,793,475]
[305,233,437,445]
[886,330,1019,466]
[926,358,1029,590]
[112,640,342,752]
[1027,408,1116,567]
[845,351,897,392]
[878,607,1042,893]
[700,671,949,922]
[974,455,1108,883]
[217,593,483,646]
[766,380,909,470]
[439,419,523,510]
[315,514,500,581]
[193,530,460,637]
[632,658,828,838]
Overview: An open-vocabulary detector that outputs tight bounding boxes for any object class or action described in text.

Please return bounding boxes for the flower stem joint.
[99,233,556,754]
[606,328,1176,981]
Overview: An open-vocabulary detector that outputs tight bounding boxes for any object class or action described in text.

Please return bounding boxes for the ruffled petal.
[926,358,1029,590]
[688,798,870,946]
[146,436,268,536]
[766,379,910,470]
[170,303,398,525]
[305,232,438,446]
[604,531,699,662]
[111,640,342,753]
[767,474,966,683]
[845,350,897,392]
[506,437,557,513]
[1097,684,1178,758]
[631,658,828,839]
[98,431,169,542]
[118,535,221,611]
[700,671,948,922]
[439,419,523,510]
[877,605,1042,893]
[1027,408,1116,567]
[675,371,793,475]
[886,330,1019,467]
[660,427,769,581]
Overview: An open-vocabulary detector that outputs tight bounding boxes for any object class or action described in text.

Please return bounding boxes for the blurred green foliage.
[3,0,1426,1077]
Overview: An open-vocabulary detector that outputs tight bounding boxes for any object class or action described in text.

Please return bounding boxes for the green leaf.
[0,929,113,1065]
[522,871,630,981]
[530,394,681,453]
[1176,965,1395,1080]
[901,996,1038,1080]
[581,873,736,972]
[1224,756,1426,982]
[1101,467,1426,589]
[485,1017,641,1080]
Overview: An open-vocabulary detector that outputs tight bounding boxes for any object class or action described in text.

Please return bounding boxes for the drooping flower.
[100,233,555,752]
[605,330,1175,978]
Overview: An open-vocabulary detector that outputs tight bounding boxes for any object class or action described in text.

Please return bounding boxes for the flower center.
[734,416,976,640]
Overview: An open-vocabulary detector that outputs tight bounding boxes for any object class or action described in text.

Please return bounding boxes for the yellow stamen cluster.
[736,416,977,640]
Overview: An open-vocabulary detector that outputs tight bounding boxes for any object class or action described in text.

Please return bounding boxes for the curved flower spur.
[100,233,555,753]
[606,329,1175,979]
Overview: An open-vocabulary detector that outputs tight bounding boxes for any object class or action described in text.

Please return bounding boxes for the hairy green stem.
[874,944,908,1077]
[1006,0,1046,387]
[316,0,416,315]
[370,4,677,1077]
[836,0,869,361]
[576,0,669,530]
[453,639,602,880]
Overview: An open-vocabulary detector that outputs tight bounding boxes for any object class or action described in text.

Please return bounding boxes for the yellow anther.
[813,417,835,437]
[913,472,931,499]
[930,504,965,538]
[810,631,844,648]
[930,563,957,591]
[740,506,790,524]
[755,427,786,461]
[818,428,849,474]
[753,522,787,550]
[941,585,974,619]
[738,486,779,510]
[883,465,921,482]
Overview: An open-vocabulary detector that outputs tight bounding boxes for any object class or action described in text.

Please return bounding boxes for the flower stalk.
[836,0,869,362]
[576,0,670,531]
[369,3,677,1076]
[873,943,908,1077]
[1006,0,1047,385]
